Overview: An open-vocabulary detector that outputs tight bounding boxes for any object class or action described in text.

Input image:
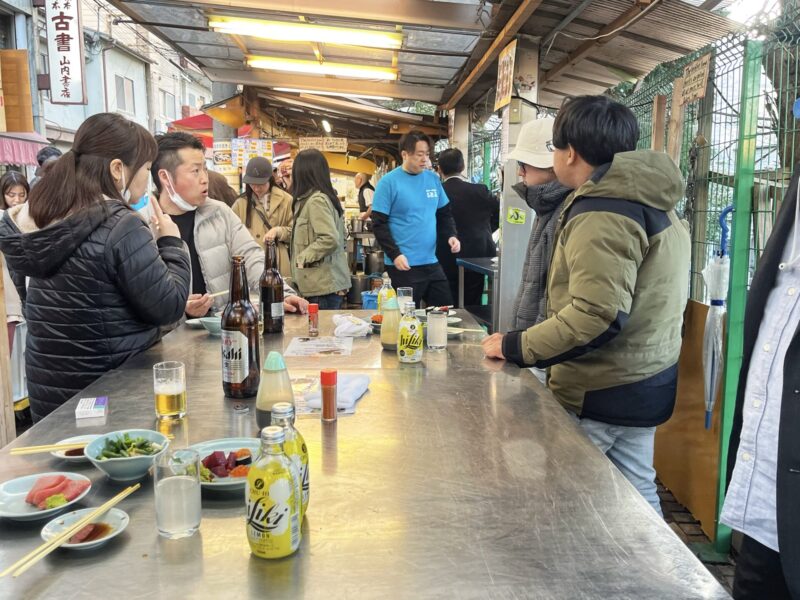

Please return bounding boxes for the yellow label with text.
[506,207,527,225]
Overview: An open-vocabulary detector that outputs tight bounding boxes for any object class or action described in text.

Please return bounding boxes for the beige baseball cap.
[507,117,556,169]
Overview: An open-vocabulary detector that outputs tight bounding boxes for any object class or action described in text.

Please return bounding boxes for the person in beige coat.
[231,156,293,280]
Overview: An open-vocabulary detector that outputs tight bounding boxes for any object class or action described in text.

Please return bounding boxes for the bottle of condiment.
[256,351,294,429]
[260,241,284,335]
[320,369,337,422]
[380,296,400,351]
[308,303,319,337]
[271,402,309,518]
[246,426,301,559]
[221,256,260,398]
[376,273,396,312]
[398,299,423,363]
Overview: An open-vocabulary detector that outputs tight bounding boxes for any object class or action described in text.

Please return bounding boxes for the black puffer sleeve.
[107,213,191,326]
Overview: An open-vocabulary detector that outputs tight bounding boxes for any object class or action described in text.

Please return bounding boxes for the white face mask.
[120,170,131,203]
[164,171,197,212]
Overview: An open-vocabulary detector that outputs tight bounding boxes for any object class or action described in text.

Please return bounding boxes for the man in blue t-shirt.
[372,130,461,307]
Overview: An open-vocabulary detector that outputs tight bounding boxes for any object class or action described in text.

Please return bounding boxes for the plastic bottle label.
[398,319,423,363]
[221,330,249,383]
[271,302,285,318]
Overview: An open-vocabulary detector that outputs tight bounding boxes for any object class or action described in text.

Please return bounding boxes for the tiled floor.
[659,482,736,594]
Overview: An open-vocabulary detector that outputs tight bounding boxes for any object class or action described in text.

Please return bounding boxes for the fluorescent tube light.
[273,87,393,101]
[247,56,397,81]
[209,17,403,50]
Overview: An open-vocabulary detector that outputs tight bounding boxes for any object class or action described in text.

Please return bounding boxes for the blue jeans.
[573,415,662,516]
[305,293,343,310]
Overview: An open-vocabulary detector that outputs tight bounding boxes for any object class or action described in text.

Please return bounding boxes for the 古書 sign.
[680,53,712,106]
[46,0,87,105]
[299,137,348,153]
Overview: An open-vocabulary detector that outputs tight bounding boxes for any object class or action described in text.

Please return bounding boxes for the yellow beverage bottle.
[398,299,423,363]
[246,426,301,559]
[271,402,309,519]
[376,274,396,312]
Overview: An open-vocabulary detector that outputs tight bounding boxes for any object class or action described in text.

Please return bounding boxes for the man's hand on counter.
[284,295,309,314]
[482,333,506,360]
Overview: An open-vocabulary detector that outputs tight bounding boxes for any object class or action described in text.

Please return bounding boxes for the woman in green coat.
[290,149,351,309]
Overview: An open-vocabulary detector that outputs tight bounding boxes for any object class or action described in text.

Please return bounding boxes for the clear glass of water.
[397,287,413,313]
[427,310,448,351]
[154,448,201,539]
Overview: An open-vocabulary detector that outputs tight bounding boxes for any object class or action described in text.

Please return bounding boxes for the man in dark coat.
[435,148,499,306]
[720,164,800,599]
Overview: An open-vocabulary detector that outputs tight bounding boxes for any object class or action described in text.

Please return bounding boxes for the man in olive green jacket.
[484,96,690,514]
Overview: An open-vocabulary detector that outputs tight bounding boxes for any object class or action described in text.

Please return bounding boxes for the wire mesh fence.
[620,2,800,303]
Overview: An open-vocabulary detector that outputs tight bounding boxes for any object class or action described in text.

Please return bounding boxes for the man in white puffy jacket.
[151,133,307,318]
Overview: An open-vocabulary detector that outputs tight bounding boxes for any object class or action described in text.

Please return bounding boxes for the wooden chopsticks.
[0,483,141,578]
[10,442,89,456]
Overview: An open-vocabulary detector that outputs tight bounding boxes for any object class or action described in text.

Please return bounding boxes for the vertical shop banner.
[45,0,87,105]
[494,40,517,112]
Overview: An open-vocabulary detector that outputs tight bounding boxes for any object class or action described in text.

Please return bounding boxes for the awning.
[167,114,253,148]
[0,132,49,166]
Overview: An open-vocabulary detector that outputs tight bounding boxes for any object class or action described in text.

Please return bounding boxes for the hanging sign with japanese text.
[298,137,348,153]
[680,53,712,106]
[45,0,87,105]
[231,138,273,168]
[494,40,517,112]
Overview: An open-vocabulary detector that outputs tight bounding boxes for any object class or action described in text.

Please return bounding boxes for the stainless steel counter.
[0,312,729,599]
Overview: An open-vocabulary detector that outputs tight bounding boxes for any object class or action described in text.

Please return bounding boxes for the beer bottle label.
[271,302,285,319]
[221,330,250,383]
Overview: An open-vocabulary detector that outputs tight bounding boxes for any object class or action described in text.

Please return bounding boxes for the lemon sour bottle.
[246,426,302,559]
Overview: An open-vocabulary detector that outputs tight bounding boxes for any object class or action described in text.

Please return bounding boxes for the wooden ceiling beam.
[540,0,664,87]
[441,0,545,110]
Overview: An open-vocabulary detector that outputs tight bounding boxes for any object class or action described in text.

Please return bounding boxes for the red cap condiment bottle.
[320,369,337,422]
[308,303,319,337]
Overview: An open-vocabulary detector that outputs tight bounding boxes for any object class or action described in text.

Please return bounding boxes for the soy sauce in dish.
[65,448,85,457]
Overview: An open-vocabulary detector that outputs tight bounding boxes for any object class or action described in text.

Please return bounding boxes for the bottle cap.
[260,425,285,444]
[309,303,319,314]
[320,369,337,386]
[271,402,295,419]
[263,350,287,371]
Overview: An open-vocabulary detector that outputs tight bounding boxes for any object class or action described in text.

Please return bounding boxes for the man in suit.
[435,148,499,306]
[720,165,800,599]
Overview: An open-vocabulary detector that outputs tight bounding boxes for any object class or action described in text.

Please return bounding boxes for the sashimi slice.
[25,475,66,504]
[69,524,95,544]
[61,479,90,501]
[30,479,69,506]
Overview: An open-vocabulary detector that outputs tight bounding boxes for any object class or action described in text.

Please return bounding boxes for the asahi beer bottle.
[221,256,260,398]
[271,402,310,519]
[246,426,301,559]
[260,241,285,335]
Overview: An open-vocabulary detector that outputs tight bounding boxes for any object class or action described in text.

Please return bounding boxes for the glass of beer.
[153,361,187,419]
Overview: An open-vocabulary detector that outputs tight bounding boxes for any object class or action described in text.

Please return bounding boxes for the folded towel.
[304,374,371,414]
[332,313,371,337]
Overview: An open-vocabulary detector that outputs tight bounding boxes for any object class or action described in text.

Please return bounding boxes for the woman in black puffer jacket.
[0,113,190,421]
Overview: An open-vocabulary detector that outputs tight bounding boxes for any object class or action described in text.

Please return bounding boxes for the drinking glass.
[397,287,414,313]
[153,361,186,419]
[427,310,448,351]
[154,448,201,539]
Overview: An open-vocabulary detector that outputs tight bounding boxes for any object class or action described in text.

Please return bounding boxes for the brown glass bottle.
[260,241,285,335]
[221,256,260,398]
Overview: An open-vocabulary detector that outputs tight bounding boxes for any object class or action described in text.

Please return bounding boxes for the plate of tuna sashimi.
[0,473,92,521]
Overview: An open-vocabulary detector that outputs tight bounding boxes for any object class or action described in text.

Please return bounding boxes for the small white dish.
[50,435,101,463]
[447,317,463,325]
[41,507,129,551]
[0,473,92,522]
